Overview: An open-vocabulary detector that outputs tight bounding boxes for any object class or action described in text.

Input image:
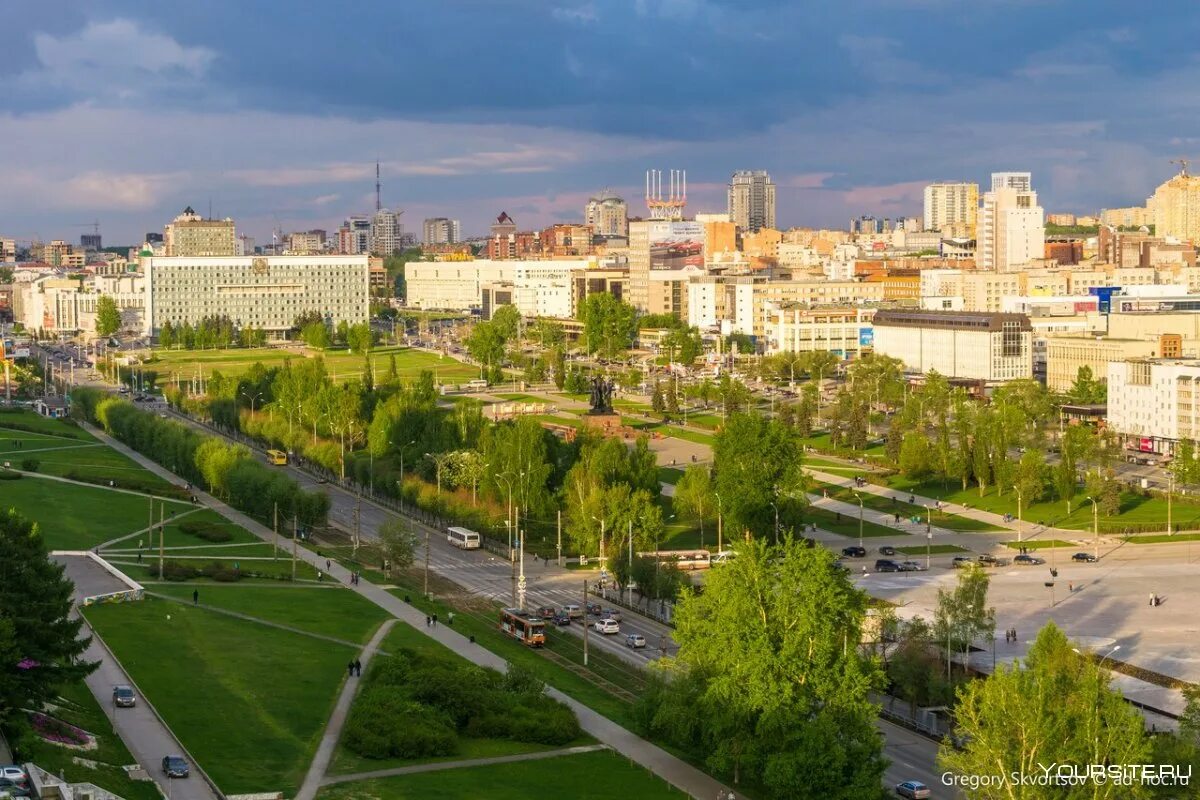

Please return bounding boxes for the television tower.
[375,160,382,211]
[645,169,686,220]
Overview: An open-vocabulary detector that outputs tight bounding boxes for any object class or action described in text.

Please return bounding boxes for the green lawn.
[896,544,969,555]
[1003,539,1080,550]
[1125,532,1200,544]
[657,466,683,485]
[0,409,95,439]
[151,583,391,643]
[123,552,321,583]
[884,475,1199,534]
[84,596,357,796]
[317,749,687,800]
[150,346,478,388]
[492,393,548,403]
[0,476,190,550]
[10,680,160,800]
[806,506,905,539]
[810,480,1005,533]
[800,431,887,459]
[628,421,715,446]
[23,443,178,492]
[100,508,263,550]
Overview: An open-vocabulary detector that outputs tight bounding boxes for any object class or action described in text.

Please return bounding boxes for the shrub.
[179,521,233,543]
[19,458,39,472]
[201,561,242,582]
[344,688,457,760]
[161,561,200,581]
[0,470,21,481]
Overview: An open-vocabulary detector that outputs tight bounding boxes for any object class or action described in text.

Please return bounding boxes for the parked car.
[1072,552,1098,562]
[162,756,190,779]
[842,546,867,558]
[896,781,931,799]
[977,554,1004,566]
[1013,554,1046,566]
[952,556,974,568]
[0,776,30,797]
[878,546,897,556]
[625,633,646,649]
[552,613,571,626]
[563,604,583,619]
[600,609,622,623]
[899,560,926,572]
[593,618,620,635]
[0,769,25,785]
[874,559,901,573]
[112,685,137,707]
[535,606,556,620]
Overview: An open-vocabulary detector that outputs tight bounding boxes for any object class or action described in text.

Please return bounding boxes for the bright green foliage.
[562,432,661,556]
[466,320,506,371]
[716,374,751,420]
[579,293,636,358]
[1013,449,1048,505]
[898,430,932,478]
[378,518,418,576]
[673,465,714,544]
[712,414,806,539]
[940,622,1152,800]
[95,295,122,337]
[490,305,521,343]
[0,510,98,728]
[1066,365,1107,404]
[479,416,557,518]
[640,538,887,796]
[346,322,376,355]
[933,563,994,674]
[301,321,331,349]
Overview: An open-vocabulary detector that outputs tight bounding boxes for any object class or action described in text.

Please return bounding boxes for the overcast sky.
[2,1,1197,245]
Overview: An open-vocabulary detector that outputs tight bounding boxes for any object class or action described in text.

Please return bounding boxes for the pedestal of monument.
[582,412,622,432]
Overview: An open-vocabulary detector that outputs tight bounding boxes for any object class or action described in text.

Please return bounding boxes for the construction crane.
[1171,158,1190,177]
[71,220,101,235]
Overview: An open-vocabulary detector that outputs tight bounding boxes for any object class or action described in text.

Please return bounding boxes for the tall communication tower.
[375,160,383,211]
[645,169,687,220]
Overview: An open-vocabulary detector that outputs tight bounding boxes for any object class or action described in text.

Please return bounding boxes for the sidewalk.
[295,619,397,800]
[83,422,737,800]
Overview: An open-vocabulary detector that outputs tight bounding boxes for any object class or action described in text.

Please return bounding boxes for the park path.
[10,467,191,505]
[295,619,397,800]
[320,743,609,786]
[83,422,737,800]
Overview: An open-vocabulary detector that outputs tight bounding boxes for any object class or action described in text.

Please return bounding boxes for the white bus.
[447,527,481,550]
[464,379,488,391]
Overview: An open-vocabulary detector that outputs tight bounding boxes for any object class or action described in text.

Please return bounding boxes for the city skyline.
[2,1,1196,243]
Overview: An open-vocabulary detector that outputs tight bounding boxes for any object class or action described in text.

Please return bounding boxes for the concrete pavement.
[83,422,739,800]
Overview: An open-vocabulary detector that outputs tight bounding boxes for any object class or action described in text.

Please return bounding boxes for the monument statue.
[588,375,614,414]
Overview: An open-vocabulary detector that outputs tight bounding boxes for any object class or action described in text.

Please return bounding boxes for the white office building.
[144,255,369,336]
[1106,360,1200,455]
[872,309,1032,382]
[978,173,1044,271]
[923,182,978,234]
[404,259,577,318]
[422,217,462,245]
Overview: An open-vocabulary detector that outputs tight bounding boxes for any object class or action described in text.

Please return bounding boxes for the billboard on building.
[859,328,874,347]
[649,221,704,270]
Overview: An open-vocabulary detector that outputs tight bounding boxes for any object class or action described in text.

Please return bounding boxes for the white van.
[465,379,488,391]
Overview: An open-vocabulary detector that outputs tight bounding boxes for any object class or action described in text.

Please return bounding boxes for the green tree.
[1013,448,1048,509]
[465,321,506,375]
[158,320,175,349]
[673,466,714,547]
[717,374,751,422]
[1172,439,1200,487]
[301,321,331,349]
[713,414,806,539]
[579,293,636,358]
[940,622,1152,799]
[933,563,994,676]
[641,538,887,795]
[378,518,418,577]
[346,322,376,355]
[95,295,122,337]
[0,510,98,727]
[650,380,665,415]
[1067,365,1107,404]
[898,430,932,479]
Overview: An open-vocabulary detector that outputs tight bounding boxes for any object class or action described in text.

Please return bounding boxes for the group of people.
[349,571,361,586]
[1004,627,1019,643]
[346,659,362,677]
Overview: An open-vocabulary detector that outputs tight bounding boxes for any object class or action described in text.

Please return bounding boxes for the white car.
[593,618,620,635]
[625,633,646,649]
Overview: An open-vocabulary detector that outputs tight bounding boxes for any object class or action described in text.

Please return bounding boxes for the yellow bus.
[266,449,288,466]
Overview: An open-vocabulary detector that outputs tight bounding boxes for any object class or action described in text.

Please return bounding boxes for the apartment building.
[1044,336,1166,393]
[584,193,628,238]
[1106,360,1200,454]
[422,218,462,246]
[923,182,979,236]
[728,170,776,232]
[164,207,236,257]
[404,259,579,317]
[978,173,1044,271]
[1149,169,1200,242]
[872,309,1033,382]
[766,305,875,359]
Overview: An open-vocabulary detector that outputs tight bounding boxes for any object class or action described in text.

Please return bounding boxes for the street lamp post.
[240,390,263,415]
[1016,489,1023,543]
[926,531,933,570]
[854,492,864,551]
[1086,495,1099,561]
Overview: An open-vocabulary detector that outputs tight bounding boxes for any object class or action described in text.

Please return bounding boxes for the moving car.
[977,554,1005,567]
[162,756,190,779]
[899,560,926,572]
[593,618,620,635]
[1071,552,1098,562]
[552,613,571,626]
[878,546,897,556]
[951,556,974,568]
[841,546,867,558]
[112,685,136,708]
[1013,554,1046,566]
[600,608,622,623]
[535,606,556,620]
[874,559,901,573]
[896,781,931,799]
[625,633,646,649]
[563,604,583,619]
[586,602,603,616]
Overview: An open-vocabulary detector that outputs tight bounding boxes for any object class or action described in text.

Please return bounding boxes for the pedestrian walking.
[894,513,901,524]
[432,614,438,627]
[347,661,355,677]
[1068,582,1074,593]
[326,558,331,572]
[192,589,199,606]
[426,615,431,627]
[447,611,454,626]
[354,659,362,676]
[137,551,142,563]
[1150,593,1155,607]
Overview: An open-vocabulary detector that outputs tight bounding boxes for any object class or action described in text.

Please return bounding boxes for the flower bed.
[31,712,96,750]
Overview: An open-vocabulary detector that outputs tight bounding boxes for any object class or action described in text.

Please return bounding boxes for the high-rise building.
[728,170,776,232]
[491,212,517,239]
[978,173,1044,271]
[923,182,979,235]
[370,209,405,256]
[991,172,1032,192]
[338,216,372,255]
[1,238,16,262]
[287,230,327,253]
[80,233,102,251]
[423,217,462,245]
[163,207,236,257]
[1150,167,1200,243]
[584,192,628,238]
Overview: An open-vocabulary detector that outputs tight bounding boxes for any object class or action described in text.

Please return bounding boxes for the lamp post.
[1168,471,1174,535]
[240,390,263,415]
[1016,488,1024,543]
[1086,495,1099,561]
[926,530,933,571]
[853,492,864,551]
